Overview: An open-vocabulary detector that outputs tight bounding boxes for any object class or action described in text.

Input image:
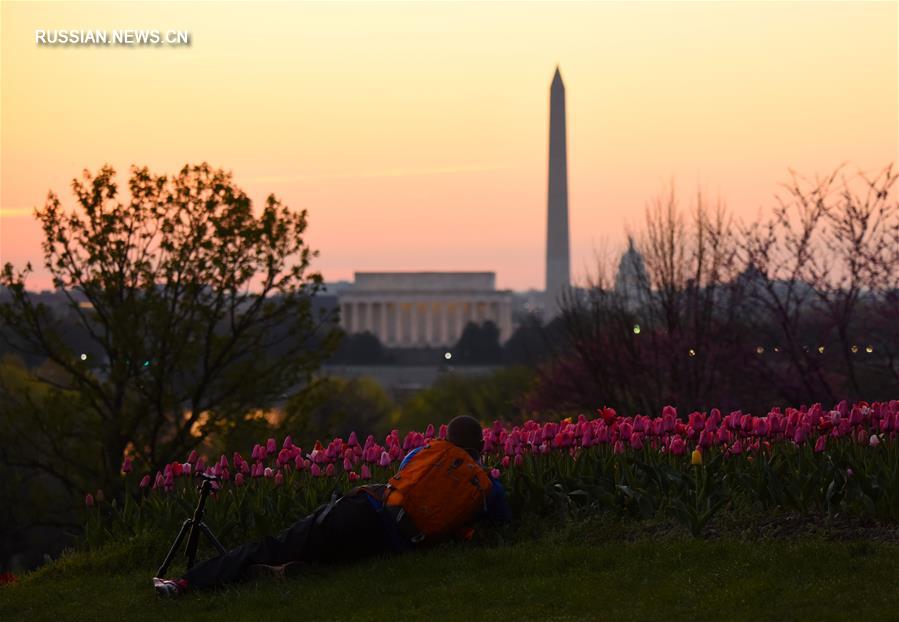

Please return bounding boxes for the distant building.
[615,236,649,308]
[338,272,513,347]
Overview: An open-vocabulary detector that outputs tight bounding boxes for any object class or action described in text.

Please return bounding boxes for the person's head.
[446,415,484,459]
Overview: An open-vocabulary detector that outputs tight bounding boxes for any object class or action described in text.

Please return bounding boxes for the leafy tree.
[281,376,395,442]
[397,366,534,433]
[453,321,503,364]
[502,314,565,365]
[330,331,389,365]
[0,164,338,498]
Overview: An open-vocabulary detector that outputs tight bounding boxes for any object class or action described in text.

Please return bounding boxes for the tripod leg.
[157,519,193,578]
[197,522,227,555]
[184,521,202,570]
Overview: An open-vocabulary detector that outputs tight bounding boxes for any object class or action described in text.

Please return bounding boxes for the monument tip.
[552,65,564,86]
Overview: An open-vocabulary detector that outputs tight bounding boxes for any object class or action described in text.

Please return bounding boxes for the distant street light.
[633,324,641,335]
[444,352,452,360]
[80,353,87,361]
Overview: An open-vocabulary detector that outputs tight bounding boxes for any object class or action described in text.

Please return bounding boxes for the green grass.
[3,519,899,622]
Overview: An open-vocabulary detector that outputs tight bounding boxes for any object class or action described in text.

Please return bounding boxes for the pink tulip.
[121,457,133,474]
[490,468,501,479]
[310,463,322,477]
[274,471,284,486]
[514,454,523,467]
[613,440,625,455]
[629,433,644,451]
[263,467,274,478]
[283,435,293,450]
[730,440,743,455]
[379,451,391,467]
[266,438,277,455]
[84,493,95,507]
[361,464,372,480]
[187,450,199,464]
[182,462,192,476]
[235,473,245,487]
[869,434,881,447]
[139,474,151,488]
[501,455,510,468]
[325,463,335,477]
[438,424,448,439]
[814,435,827,453]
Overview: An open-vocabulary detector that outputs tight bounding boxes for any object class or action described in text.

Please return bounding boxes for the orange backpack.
[383,439,492,542]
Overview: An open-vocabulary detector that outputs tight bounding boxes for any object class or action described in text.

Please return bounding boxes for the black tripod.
[156,473,227,578]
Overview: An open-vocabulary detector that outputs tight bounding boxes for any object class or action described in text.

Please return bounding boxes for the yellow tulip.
[691,448,703,465]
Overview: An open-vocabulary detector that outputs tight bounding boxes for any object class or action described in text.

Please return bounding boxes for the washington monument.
[545,66,571,317]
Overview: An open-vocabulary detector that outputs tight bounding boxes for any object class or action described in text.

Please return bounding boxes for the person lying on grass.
[153,415,511,597]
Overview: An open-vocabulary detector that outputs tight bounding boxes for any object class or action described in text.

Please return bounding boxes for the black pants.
[183,493,393,589]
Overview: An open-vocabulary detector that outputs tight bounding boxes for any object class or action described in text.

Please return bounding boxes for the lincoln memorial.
[338,272,513,347]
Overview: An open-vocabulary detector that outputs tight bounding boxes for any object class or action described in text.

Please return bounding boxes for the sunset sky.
[1,1,897,291]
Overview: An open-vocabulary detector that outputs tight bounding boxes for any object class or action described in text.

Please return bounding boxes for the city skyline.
[1,1,897,291]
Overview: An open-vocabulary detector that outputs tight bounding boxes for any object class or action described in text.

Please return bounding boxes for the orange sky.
[1,1,897,291]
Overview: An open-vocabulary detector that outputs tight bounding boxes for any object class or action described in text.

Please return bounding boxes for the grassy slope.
[2,521,899,622]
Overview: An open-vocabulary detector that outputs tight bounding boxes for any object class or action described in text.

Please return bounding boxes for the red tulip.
[139,474,151,488]
[814,435,827,453]
[84,493,95,508]
[121,457,133,474]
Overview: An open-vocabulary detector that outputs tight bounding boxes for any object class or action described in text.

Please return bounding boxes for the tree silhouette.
[0,163,337,497]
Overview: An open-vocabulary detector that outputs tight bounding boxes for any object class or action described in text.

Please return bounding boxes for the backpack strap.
[383,504,426,544]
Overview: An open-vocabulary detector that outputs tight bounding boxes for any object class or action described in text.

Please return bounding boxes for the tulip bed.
[88,400,899,547]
